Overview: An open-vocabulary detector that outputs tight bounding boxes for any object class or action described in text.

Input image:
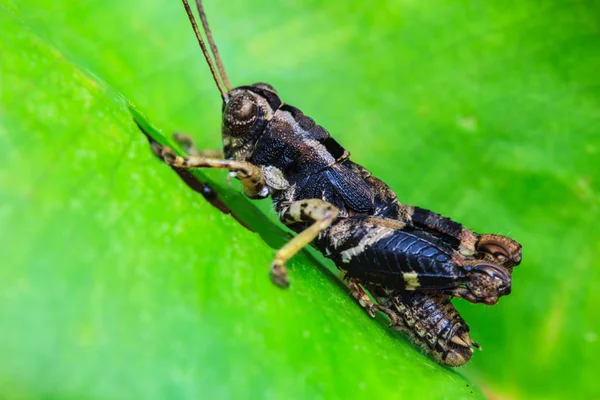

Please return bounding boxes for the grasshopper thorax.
[222,83,282,161]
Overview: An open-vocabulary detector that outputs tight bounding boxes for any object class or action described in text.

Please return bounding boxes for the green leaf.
[0,4,481,400]
[2,0,599,399]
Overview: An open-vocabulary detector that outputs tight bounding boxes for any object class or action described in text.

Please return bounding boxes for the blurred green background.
[1,0,599,399]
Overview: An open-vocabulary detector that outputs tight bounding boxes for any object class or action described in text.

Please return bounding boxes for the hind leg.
[403,205,522,267]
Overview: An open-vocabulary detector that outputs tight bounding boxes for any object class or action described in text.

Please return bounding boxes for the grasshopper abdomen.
[367,286,479,367]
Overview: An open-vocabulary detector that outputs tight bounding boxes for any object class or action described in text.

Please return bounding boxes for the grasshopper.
[142,0,522,366]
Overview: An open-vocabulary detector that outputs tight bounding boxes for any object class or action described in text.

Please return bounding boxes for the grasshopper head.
[449,235,521,304]
[477,234,523,268]
[465,263,512,305]
[222,83,282,160]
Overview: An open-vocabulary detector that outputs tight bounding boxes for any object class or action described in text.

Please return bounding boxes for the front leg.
[152,142,268,199]
[271,199,340,287]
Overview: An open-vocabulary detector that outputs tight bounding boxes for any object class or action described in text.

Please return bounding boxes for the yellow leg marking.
[271,199,339,287]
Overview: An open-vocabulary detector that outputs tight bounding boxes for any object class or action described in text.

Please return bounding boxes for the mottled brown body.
[142,0,523,367]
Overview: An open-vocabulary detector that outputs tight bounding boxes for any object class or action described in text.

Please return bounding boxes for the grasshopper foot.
[347,278,378,318]
[270,261,290,288]
[374,304,401,326]
[151,142,178,164]
[172,132,198,155]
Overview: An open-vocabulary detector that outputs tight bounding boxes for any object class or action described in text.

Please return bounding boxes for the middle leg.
[271,199,340,287]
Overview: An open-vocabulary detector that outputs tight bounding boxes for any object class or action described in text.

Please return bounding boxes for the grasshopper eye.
[478,239,517,266]
[224,92,258,137]
[468,263,512,304]
[476,235,522,267]
[479,243,509,263]
[252,82,277,93]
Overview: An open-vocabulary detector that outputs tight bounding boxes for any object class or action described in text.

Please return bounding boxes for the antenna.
[195,0,231,91]
[181,0,231,102]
